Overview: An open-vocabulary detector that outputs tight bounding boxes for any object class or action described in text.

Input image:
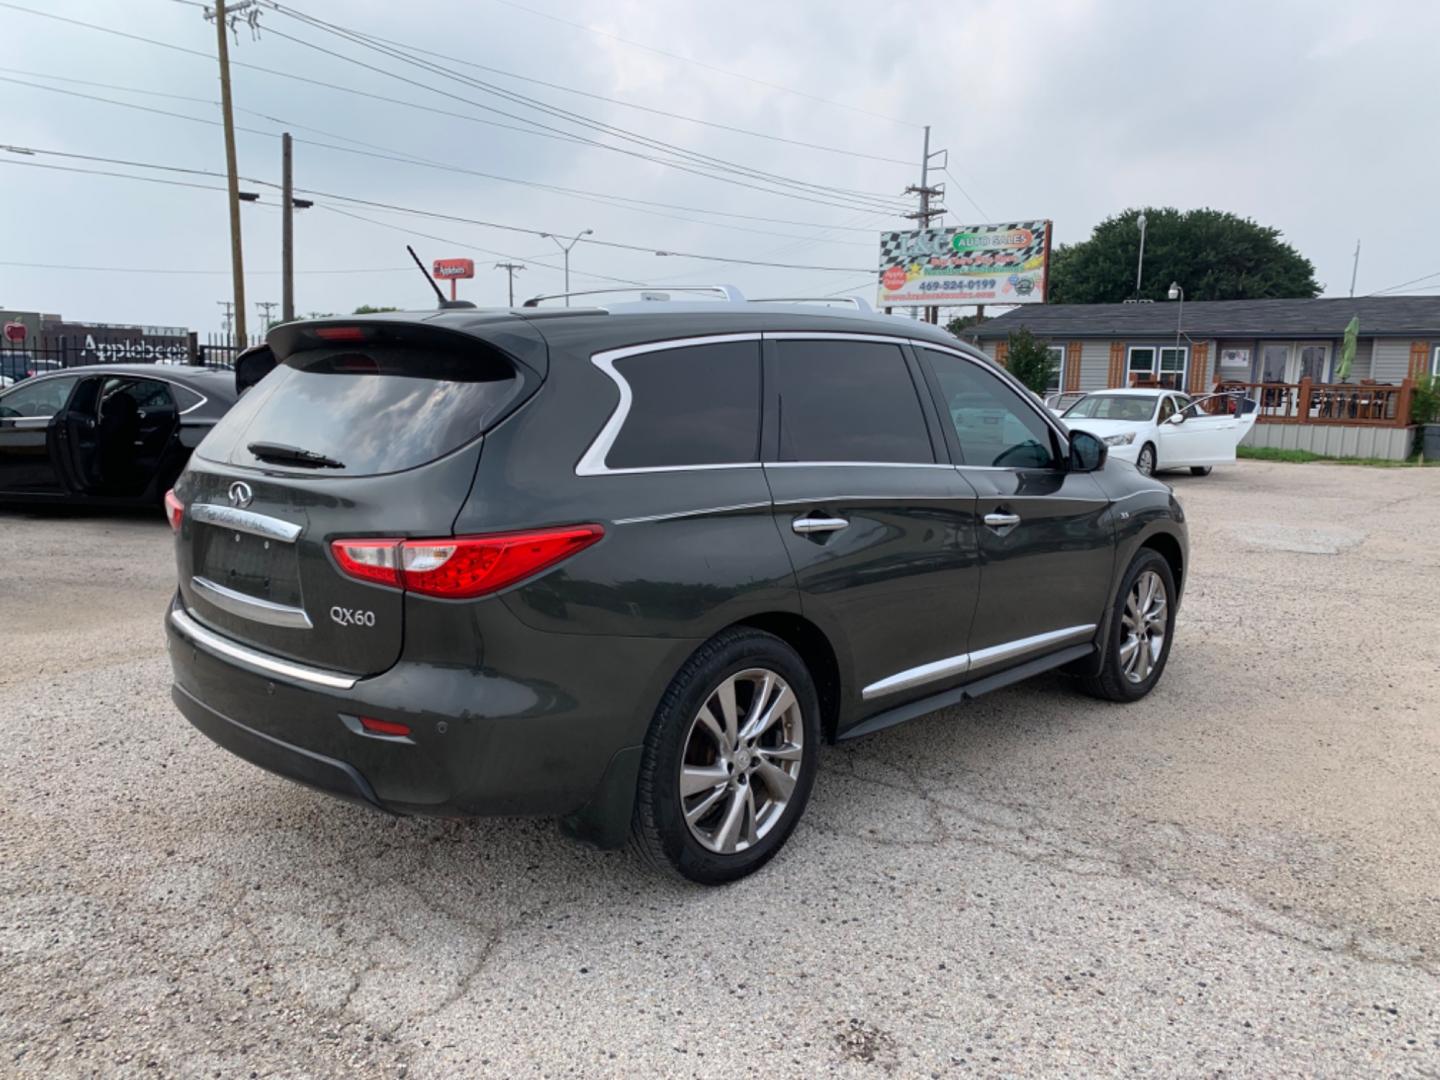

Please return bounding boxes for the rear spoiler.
[234,343,278,396]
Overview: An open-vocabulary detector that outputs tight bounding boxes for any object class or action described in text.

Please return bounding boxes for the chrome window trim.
[763,461,955,470]
[190,503,303,543]
[170,607,357,691]
[762,330,917,346]
[771,493,959,507]
[191,575,313,630]
[861,624,1097,700]
[612,501,772,525]
[575,333,764,477]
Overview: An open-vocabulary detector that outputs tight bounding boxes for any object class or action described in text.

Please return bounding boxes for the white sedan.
[1055,388,1258,477]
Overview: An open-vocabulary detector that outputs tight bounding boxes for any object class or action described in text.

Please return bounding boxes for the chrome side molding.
[191,575,313,630]
[169,607,357,691]
[861,624,1097,700]
[190,503,302,544]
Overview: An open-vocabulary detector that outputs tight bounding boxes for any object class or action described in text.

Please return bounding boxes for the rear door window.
[605,340,761,469]
[771,340,933,463]
[198,345,520,476]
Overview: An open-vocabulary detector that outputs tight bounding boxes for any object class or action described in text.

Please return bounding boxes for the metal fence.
[0,332,263,380]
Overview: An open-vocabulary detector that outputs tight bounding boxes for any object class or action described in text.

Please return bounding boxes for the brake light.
[330,539,402,588]
[313,326,370,343]
[329,525,603,598]
[164,488,184,532]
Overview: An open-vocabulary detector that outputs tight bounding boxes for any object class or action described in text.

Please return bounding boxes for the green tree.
[1047,207,1320,304]
[945,313,986,337]
[352,305,400,314]
[1006,328,1055,395]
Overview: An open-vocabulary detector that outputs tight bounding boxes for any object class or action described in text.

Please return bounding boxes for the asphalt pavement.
[2,461,1438,1077]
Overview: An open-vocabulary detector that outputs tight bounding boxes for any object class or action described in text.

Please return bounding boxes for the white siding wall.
[1078,341,1111,390]
[1350,338,1375,379]
[1373,339,1412,382]
[1242,423,1412,461]
[978,340,999,360]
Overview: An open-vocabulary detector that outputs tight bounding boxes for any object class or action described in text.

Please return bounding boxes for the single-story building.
[969,296,1440,460]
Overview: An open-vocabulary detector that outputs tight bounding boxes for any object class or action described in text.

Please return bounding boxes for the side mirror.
[1166,411,1186,425]
[1069,430,1108,472]
[235,344,278,396]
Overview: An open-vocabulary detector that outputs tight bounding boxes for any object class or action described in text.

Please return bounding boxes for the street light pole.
[1168,281,1184,364]
[541,229,592,305]
[1135,211,1148,297]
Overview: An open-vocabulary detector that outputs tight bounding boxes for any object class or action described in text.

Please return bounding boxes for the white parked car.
[1053,388,1258,477]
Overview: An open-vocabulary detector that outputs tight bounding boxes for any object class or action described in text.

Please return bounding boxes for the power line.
[941,166,990,222]
[260,12,910,215]
[0,2,911,217]
[1364,269,1440,296]
[485,0,919,128]
[0,260,415,275]
[0,69,881,243]
[1,148,876,272]
[286,22,915,165]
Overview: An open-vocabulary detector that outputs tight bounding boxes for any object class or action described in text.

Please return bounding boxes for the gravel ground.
[2,461,1438,1077]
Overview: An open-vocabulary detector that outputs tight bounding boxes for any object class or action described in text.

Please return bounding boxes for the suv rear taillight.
[164,488,184,532]
[330,526,604,599]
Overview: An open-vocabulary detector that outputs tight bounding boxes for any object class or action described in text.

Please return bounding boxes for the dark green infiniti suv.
[165,291,1186,883]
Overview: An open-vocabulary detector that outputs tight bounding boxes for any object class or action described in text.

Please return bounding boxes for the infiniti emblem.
[227,481,254,509]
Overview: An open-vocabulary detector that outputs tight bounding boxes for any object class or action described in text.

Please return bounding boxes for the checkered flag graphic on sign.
[878,222,1049,268]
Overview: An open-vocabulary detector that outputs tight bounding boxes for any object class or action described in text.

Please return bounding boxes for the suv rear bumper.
[166,596,697,842]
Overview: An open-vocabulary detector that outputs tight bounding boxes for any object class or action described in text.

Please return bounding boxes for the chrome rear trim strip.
[169,607,357,690]
[190,503,302,543]
[191,575,313,630]
[861,624,1097,700]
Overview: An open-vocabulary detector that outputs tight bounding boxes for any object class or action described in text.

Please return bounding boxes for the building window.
[1045,345,1065,395]
[1126,345,1187,390]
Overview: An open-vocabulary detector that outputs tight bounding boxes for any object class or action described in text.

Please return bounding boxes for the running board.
[836,644,1094,742]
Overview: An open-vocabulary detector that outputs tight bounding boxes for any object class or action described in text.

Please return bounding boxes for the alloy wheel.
[1119,569,1167,683]
[679,668,805,855]
[1137,445,1156,476]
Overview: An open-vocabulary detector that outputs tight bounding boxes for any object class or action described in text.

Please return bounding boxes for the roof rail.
[750,296,875,313]
[521,285,745,308]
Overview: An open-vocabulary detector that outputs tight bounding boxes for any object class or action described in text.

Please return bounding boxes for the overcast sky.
[3,0,1437,335]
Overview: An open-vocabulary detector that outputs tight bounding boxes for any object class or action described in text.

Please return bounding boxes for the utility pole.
[1349,239,1361,298]
[282,132,294,322]
[206,0,260,343]
[541,230,592,305]
[904,125,946,324]
[494,262,526,306]
[217,300,234,336]
[256,301,278,330]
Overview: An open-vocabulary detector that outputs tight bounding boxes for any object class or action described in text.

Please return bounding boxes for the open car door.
[1159,392,1259,466]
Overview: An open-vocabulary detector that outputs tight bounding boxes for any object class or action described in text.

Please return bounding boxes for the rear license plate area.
[196,525,303,608]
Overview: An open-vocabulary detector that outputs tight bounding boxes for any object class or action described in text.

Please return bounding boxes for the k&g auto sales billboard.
[877,221,1052,306]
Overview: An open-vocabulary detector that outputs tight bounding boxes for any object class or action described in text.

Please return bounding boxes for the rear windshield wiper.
[247,441,345,469]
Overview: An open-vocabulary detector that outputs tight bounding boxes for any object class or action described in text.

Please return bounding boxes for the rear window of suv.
[198,345,520,476]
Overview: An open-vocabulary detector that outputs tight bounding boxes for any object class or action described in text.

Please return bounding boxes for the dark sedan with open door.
[0,364,237,510]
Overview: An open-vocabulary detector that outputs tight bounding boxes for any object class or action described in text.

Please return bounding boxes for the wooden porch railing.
[1213,378,1414,428]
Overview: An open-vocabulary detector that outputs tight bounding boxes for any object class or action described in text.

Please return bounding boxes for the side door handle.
[792,516,849,535]
[984,511,1021,529]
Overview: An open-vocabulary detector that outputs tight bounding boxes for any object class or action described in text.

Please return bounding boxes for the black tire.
[631,627,820,885]
[1136,443,1157,476]
[1189,466,1212,476]
[1079,548,1177,702]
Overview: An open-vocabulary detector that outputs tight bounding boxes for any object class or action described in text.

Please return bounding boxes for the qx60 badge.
[227,480,253,508]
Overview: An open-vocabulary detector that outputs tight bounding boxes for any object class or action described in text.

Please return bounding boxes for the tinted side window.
[0,375,79,419]
[172,384,206,412]
[606,341,761,469]
[772,340,933,464]
[102,377,175,413]
[918,349,1058,469]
